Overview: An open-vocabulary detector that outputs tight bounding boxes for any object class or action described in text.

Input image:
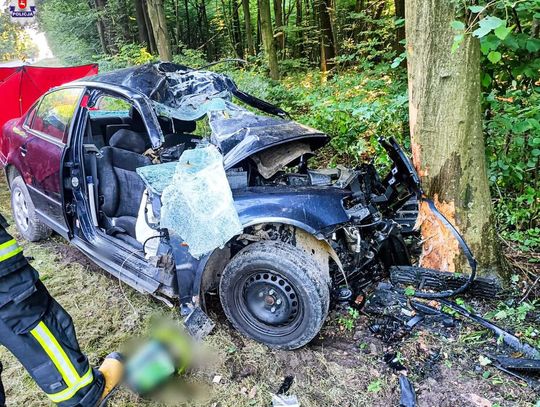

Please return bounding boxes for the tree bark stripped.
[405,0,501,276]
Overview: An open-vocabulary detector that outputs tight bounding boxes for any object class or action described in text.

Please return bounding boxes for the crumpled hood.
[208,109,328,169]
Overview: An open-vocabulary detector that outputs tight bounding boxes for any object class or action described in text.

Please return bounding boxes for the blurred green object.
[125,340,176,394]
[125,324,193,394]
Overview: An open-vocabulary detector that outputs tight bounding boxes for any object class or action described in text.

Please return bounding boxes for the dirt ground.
[0,176,538,407]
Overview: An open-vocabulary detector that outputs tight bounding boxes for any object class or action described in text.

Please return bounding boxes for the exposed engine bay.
[218,137,422,304]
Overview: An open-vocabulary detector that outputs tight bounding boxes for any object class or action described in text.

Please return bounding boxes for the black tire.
[219,240,330,350]
[10,176,52,242]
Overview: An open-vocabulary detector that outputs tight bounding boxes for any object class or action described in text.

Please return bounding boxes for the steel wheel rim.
[233,269,304,338]
[13,188,29,231]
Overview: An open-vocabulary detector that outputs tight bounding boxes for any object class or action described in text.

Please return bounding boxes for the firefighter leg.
[0,228,104,406]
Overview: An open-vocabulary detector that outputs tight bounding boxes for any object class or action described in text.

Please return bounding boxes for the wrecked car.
[1,62,420,349]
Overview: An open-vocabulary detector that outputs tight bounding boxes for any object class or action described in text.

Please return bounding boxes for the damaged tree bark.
[405,0,501,276]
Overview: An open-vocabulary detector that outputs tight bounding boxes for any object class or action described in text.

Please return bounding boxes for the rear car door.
[22,87,83,235]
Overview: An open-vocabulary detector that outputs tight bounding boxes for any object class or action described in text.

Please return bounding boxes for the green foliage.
[98,44,156,71]
[232,64,409,167]
[484,300,540,348]
[448,0,540,251]
[367,379,382,393]
[337,307,360,331]
[172,48,208,68]
[485,88,540,250]
[336,6,400,71]
[37,0,101,64]
[0,12,37,61]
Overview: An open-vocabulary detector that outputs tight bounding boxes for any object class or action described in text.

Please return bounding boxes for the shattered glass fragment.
[137,162,177,195]
[159,145,243,259]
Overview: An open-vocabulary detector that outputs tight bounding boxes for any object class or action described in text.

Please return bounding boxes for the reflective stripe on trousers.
[30,321,94,403]
[0,240,23,263]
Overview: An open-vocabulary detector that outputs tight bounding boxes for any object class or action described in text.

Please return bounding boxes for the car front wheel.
[10,176,52,242]
[219,240,330,350]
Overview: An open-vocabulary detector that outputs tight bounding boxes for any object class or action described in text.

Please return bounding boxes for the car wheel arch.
[197,222,334,300]
[5,165,21,188]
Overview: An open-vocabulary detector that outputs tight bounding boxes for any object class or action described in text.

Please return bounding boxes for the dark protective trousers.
[0,217,104,406]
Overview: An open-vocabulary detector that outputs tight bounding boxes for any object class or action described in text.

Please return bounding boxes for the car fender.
[177,188,351,306]
[232,187,351,238]
[191,221,322,302]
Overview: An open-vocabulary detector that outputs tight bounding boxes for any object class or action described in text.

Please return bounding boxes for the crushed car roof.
[83,62,329,166]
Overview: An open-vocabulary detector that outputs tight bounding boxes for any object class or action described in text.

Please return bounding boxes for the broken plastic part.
[384,352,406,371]
[492,357,540,389]
[438,299,540,360]
[496,356,540,372]
[411,298,540,360]
[277,376,294,395]
[398,375,416,407]
[390,266,500,300]
[183,306,215,341]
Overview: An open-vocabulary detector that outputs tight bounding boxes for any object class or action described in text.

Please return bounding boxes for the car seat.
[97,129,151,245]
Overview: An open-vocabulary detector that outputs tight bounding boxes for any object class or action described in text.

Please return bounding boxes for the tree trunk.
[258,0,280,79]
[173,0,182,52]
[146,0,172,61]
[273,0,285,51]
[134,0,150,46]
[142,0,157,53]
[119,0,132,42]
[232,0,245,58]
[199,0,213,58]
[394,0,405,54]
[242,0,256,55]
[405,0,501,275]
[92,0,111,54]
[183,0,191,47]
[256,6,262,54]
[318,0,335,73]
[294,0,304,57]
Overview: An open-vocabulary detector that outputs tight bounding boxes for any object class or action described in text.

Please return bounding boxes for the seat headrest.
[109,129,147,154]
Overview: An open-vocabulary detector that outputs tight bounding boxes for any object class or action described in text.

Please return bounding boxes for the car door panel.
[21,87,84,236]
[24,132,67,234]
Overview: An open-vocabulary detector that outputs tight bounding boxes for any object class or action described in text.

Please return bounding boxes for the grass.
[0,175,538,406]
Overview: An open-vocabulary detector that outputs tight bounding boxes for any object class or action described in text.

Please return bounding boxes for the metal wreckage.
[3,62,538,401]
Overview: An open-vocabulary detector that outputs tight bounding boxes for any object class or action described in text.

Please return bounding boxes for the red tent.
[0,64,99,132]
[0,67,18,83]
